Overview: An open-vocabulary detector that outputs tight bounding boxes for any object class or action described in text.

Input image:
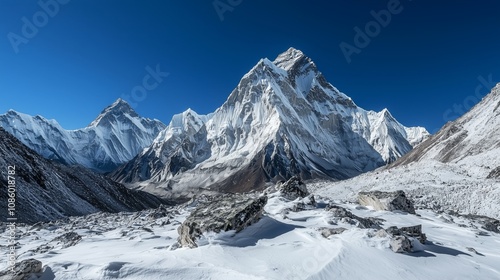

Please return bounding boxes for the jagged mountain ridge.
[0,99,166,172]
[0,127,168,223]
[390,83,500,167]
[112,48,429,198]
[315,83,500,219]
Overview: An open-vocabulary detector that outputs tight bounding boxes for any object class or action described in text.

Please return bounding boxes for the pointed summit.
[108,98,136,114]
[89,99,138,127]
[273,47,314,71]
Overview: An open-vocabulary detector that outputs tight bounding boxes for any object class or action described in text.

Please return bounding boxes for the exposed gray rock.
[292,195,317,212]
[466,247,479,254]
[325,204,383,229]
[319,227,347,238]
[358,190,416,214]
[462,214,500,234]
[177,194,268,248]
[32,232,82,254]
[390,236,412,253]
[383,225,426,253]
[52,232,82,248]
[145,204,174,220]
[482,219,500,233]
[487,166,500,179]
[400,225,427,244]
[278,176,309,200]
[0,259,42,280]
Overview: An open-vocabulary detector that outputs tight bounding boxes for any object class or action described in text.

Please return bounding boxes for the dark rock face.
[487,166,500,179]
[358,190,416,214]
[0,127,169,224]
[52,232,82,249]
[482,219,500,233]
[383,225,426,253]
[325,204,383,229]
[292,195,317,212]
[278,176,309,200]
[400,225,427,244]
[0,259,42,280]
[177,194,268,248]
[390,236,412,254]
[462,215,500,234]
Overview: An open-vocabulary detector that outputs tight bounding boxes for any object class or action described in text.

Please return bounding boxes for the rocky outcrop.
[32,232,82,254]
[0,259,42,280]
[325,204,383,229]
[319,227,348,238]
[358,190,416,214]
[177,194,268,248]
[461,214,500,234]
[52,232,82,249]
[292,195,317,212]
[380,225,426,253]
[487,166,500,179]
[390,236,412,254]
[278,176,309,200]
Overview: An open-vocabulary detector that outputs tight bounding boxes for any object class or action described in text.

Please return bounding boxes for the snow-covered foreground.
[1,190,499,280]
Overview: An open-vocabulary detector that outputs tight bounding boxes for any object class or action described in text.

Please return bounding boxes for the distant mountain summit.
[0,99,166,172]
[89,98,140,127]
[111,48,429,198]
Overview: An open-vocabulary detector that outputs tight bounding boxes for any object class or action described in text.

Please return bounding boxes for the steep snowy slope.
[0,99,166,172]
[314,83,500,219]
[0,127,168,223]
[111,109,212,183]
[113,48,428,198]
[391,83,500,167]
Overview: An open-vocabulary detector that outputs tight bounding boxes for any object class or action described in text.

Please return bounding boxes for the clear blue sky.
[1,0,499,133]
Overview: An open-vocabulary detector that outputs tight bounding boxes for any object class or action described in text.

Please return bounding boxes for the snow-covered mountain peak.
[112,48,429,195]
[273,47,313,71]
[89,98,138,127]
[0,99,166,172]
[166,108,208,133]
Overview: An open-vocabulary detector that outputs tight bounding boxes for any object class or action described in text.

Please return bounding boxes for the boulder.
[358,190,416,214]
[482,219,500,234]
[319,227,348,238]
[383,225,426,253]
[278,176,309,200]
[487,166,500,179]
[390,236,412,253]
[325,204,383,229]
[177,194,268,248]
[400,225,427,244]
[0,259,42,280]
[292,195,317,212]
